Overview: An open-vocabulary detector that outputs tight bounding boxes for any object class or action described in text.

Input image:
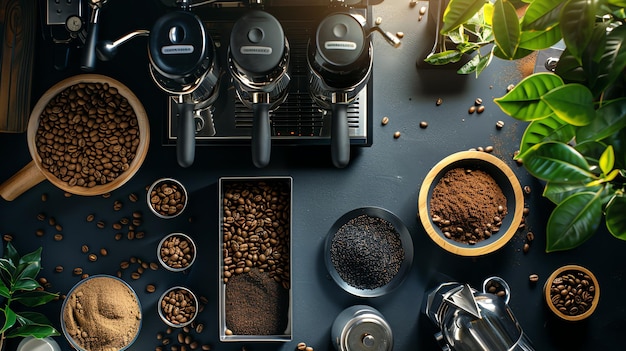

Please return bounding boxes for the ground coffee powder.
[430,167,507,244]
[225,268,289,335]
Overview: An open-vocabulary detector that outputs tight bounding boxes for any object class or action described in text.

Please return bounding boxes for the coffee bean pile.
[330,214,404,290]
[160,234,195,270]
[485,280,507,298]
[222,180,290,289]
[160,288,197,326]
[35,82,140,188]
[549,270,596,317]
[150,180,186,217]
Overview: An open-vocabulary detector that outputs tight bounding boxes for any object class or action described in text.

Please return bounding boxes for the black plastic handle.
[81,7,100,71]
[177,101,196,168]
[252,102,271,168]
[331,103,350,168]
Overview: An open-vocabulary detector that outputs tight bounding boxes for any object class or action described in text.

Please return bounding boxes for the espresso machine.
[423,277,535,351]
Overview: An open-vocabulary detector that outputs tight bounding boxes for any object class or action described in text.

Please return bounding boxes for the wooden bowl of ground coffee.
[0,74,149,201]
[61,275,142,351]
[418,150,524,256]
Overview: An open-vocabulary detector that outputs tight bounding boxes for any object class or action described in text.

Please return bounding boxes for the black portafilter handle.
[177,101,196,168]
[81,11,100,71]
[331,102,350,168]
[252,102,271,168]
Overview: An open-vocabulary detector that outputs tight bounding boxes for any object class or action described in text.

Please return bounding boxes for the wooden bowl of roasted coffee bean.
[324,207,414,298]
[147,177,188,218]
[544,265,600,321]
[0,74,149,201]
[417,150,524,256]
[157,232,196,271]
[158,286,199,328]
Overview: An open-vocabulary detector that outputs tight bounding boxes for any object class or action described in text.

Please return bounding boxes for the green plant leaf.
[13,290,58,307]
[521,0,564,31]
[0,306,17,333]
[577,98,626,142]
[606,195,626,240]
[425,50,465,65]
[494,73,564,120]
[543,181,600,204]
[518,115,576,158]
[441,0,487,34]
[16,262,41,282]
[608,0,626,6]
[519,25,562,50]
[18,247,41,266]
[6,324,60,339]
[546,191,604,252]
[560,0,596,62]
[522,142,595,183]
[12,278,39,292]
[554,48,587,82]
[492,0,521,59]
[457,50,493,76]
[493,44,534,60]
[0,280,9,298]
[589,24,626,96]
[15,311,56,327]
[599,145,615,175]
[4,242,19,266]
[575,140,608,165]
[0,258,15,282]
[542,84,595,126]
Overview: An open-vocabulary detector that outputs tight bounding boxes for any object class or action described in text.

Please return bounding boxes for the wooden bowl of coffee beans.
[158,286,199,328]
[417,150,524,256]
[157,233,196,272]
[147,178,188,218]
[0,74,150,201]
[544,265,600,321]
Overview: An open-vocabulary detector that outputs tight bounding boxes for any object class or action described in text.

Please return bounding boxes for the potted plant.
[426,0,626,252]
[0,242,59,350]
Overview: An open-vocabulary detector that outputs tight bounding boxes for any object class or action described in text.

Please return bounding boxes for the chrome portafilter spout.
[228,10,291,168]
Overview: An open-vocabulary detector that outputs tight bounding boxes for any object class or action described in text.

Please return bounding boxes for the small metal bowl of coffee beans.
[147,177,188,219]
[544,264,600,321]
[325,206,414,298]
[417,150,524,256]
[158,286,199,328]
[157,232,197,272]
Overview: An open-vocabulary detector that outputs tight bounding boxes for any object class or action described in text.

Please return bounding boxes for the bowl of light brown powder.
[61,275,142,351]
[417,150,524,256]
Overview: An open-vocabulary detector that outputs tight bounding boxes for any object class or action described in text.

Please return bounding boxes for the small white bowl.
[17,337,61,351]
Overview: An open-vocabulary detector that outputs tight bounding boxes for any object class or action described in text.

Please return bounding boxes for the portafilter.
[228,10,291,168]
[308,11,400,168]
[148,10,221,168]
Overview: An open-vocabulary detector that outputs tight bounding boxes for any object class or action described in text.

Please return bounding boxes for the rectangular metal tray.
[218,176,293,342]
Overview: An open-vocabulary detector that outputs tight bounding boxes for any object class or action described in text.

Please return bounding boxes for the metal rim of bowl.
[157,286,199,328]
[60,274,142,351]
[544,264,600,321]
[157,232,197,272]
[324,206,414,298]
[147,177,188,219]
[417,150,524,256]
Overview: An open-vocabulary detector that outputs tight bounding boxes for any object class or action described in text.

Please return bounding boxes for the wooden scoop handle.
[0,160,46,201]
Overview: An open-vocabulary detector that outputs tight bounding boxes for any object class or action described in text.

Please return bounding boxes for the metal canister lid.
[334,306,393,351]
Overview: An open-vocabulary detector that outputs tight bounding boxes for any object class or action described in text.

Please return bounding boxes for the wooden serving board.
[0,0,35,133]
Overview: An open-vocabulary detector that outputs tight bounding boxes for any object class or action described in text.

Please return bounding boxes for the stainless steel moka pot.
[307,11,400,168]
[423,278,535,351]
[148,9,221,168]
[228,10,291,168]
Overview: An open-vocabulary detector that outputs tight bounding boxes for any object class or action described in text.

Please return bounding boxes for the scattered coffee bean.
[129,193,138,202]
[86,214,95,222]
[524,185,531,194]
[64,192,72,198]
[468,106,476,114]
[419,121,428,129]
[396,31,404,38]
[41,193,48,202]
[146,284,156,293]
[297,342,307,351]
[54,233,63,241]
[115,233,123,241]
[48,217,56,226]
[3,234,13,242]
[96,220,105,229]
[88,253,98,262]
[55,265,64,273]
[375,16,382,25]
[529,274,539,283]
[523,243,530,253]
[496,120,505,129]
[73,267,83,275]
[475,97,483,105]
[113,200,123,211]
[393,131,401,138]
[36,229,45,237]
[526,232,535,242]
[102,192,111,199]
[435,97,443,106]
[485,145,494,153]
[81,245,89,253]
[131,272,141,280]
[477,105,485,113]
[37,212,46,221]
[381,116,389,125]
